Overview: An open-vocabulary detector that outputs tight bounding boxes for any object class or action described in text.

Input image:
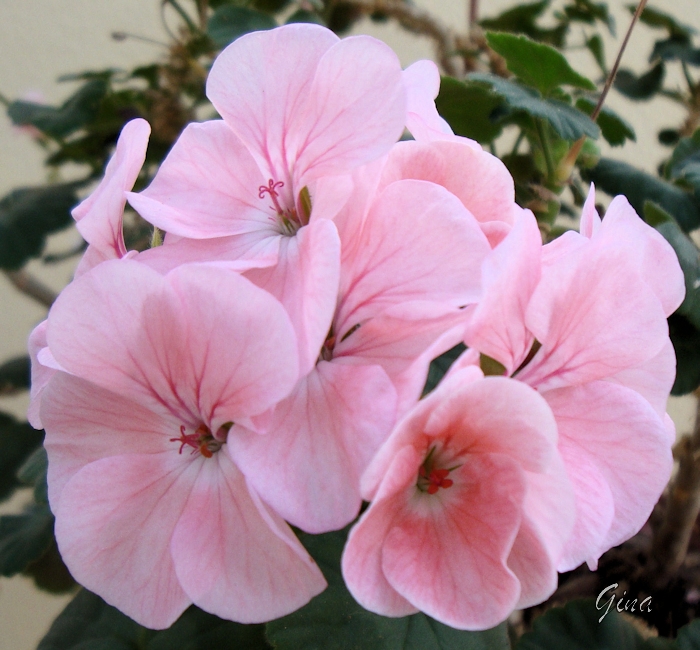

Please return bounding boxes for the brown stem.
[469,0,479,27]
[339,0,459,76]
[648,397,700,588]
[5,270,57,308]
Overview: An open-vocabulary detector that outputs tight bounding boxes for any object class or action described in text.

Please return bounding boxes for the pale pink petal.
[292,35,406,187]
[170,452,325,622]
[244,219,340,376]
[336,179,489,330]
[381,453,525,630]
[579,183,601,239]
[464,209,541,374]
[519,247,669,390]
[28,320,53,429]
[597,195,685,316]
[342,447,421,618]
[379,141,515,226]
[128,121,275,239]
[41,372,173,510]
[481,220,512,248]
[229,361,397,533]
[545,382,673,568]
[207,24,338,185]
[73,118,149,255]
[54,453,196,629]
[403,60,453,140]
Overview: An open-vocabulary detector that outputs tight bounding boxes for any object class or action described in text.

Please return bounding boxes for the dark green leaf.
[651,36,700,65]
[614,62,665,100]
[576,98,635,146]
[668,313,700,395]
[632,5,695,39]
[666,129,700,189]
[207,6,277,48]
[7,80,108,139]
[677,617,700,649]
[0,412,44,501]
[423,343,466,396]
[659,129,680,146]
[469,73,600,141]
[586,157,700,231]
[286,9,324,25]
[17,445,49,504]
[480,1,566,47]
[0,505,54,576]
[38,589,271,650]
[586,34,607,74]
[23,537,76,594]
[0,182,79,270]
[562,0,615,33]
[435,77,504,143]
[0,355,30,394]
[486,32,595,95]
[267,528,509,650]
[252,0,292,12]
[516,599,646,650]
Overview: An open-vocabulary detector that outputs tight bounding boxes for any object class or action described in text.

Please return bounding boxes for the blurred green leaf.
[480,1,566,47]
[0,412,44,502]
[7,79,108,139]
[516,599,646,650]
[586,158,700,231]
[267,527,509,650]
[0,183,79,270]
[207,6,277,48]
[677,618,700,649]
[644,202,700,330]
[252,0,292,12]
[423,344,466,396]
[659,129,681,146]
[632,5,695,39]
[469,73,600,141]
[0,355,30,394]
[586,34,607,74]
[0,504,54,577]
[562,0,615,33]
[576,98,635,146]
[666,129,700,191]
[614,62,665,100]
[38,589,270,650]
[18,446,49,504]
[651,36,700,65]
[668,313,700,395]
[435,77,504,143]
[286,9,324,25]
[486,32,595,96]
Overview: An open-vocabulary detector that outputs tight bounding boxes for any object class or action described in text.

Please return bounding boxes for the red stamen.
[170,425,200,455]
[258,179,285,214]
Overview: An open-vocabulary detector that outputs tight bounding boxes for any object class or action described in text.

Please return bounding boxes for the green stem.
[535,119,555,183]
[511,130,525,156]
[683,61,696,94]
[163,0,199,34]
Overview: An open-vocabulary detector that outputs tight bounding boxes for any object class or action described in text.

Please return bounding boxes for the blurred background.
[1,1,698,647]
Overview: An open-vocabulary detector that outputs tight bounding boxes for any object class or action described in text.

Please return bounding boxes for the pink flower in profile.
[342,365,574,629]
[40,260,325,628]
[463,191,685,570]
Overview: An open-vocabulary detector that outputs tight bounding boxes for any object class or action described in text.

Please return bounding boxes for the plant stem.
[162,0,199,34]
[469,0,479,27]
[536,119,555,182]
[682,61,696,94]
[5,270,57,308]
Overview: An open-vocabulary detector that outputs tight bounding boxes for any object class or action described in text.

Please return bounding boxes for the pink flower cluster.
[29,24,684,631]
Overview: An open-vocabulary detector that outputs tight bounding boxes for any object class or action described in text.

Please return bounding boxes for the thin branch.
[5,270,57,308]
[338,0,459,76]
[469,0,479,28]
[647,397,700,588]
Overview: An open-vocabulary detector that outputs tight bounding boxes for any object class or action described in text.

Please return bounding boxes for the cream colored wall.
[0,1,698,647]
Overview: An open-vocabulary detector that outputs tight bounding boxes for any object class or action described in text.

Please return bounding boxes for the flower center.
[259,178,303,236]
[170,422,231,458]
[416,445,460,495]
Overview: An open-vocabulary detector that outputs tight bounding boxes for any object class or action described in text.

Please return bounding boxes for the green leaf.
[0,355,30,394]
[668,313,700,395]
[17,446,49,504]
[423,343,466,396]
[586,34,607,74]
[486,32,595,96]
[614,62,665,100]
[38,589,271,650]
[286,9,324,25]
[677,618,700,649]
[562,0,615,33]
[516,599,646,650]
[632,5,695,39]
[480,1,567,47]
[469,73,600,141]
[0,412,44,501]
[586,157,700,232]
[0,182,79,270]
[207,6,277,48]
[267,528,509,650]
[644,202,700,333]
[7,79,108,139]
[0,504,54,577]
[435,78,504,144]
[575,98,635,146]
[666,129,700,190]
[651,36,700,65]
[252,0,292,12]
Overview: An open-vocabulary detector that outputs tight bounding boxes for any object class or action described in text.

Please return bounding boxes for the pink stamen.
[258,179,285,214]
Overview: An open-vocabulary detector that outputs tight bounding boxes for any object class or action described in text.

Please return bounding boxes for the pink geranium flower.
[342,365,574,629]
[39,260,326,628]
[463,191,684,570]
